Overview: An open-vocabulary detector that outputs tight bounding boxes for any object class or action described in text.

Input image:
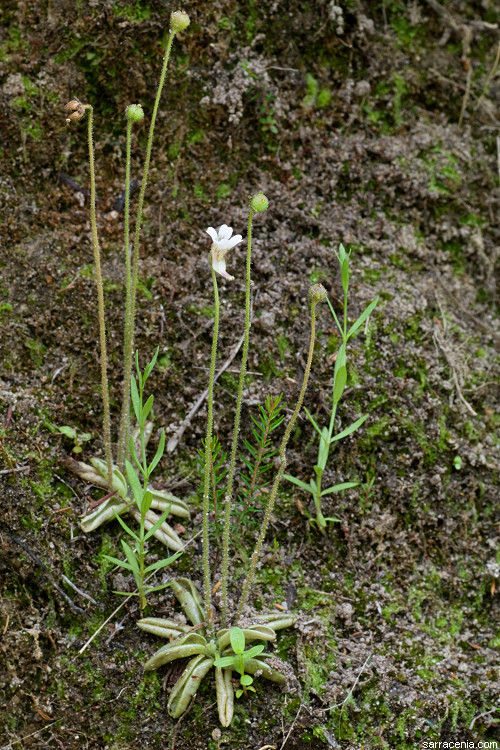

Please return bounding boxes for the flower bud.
[126,104,144,123]
[170,10,190,33]
[250,192,269,213]
[309,283,327,305]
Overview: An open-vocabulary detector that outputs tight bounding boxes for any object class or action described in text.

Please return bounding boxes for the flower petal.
[218,224,232,241]
[227,234,243,249]
[206,227,218,242]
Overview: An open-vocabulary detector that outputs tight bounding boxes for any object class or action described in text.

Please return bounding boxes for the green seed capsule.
[170,10,190,33]
[250,192,269,213]
[125,104,144,122]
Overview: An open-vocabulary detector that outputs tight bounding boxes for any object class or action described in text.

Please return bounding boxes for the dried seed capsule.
[64,99,86,123]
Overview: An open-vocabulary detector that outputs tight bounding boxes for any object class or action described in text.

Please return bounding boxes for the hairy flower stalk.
[117,14,190,468]
[235,284,326,623]
[202,262,221,634]
[220,193,268,627]
[85,104,113,488]
[117,104,144,469]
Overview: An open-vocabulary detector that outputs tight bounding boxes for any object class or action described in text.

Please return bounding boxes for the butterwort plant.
[139,194,329,725]
[63,11,192,554]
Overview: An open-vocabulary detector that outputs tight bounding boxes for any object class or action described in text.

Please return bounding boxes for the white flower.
[206,224,243,280]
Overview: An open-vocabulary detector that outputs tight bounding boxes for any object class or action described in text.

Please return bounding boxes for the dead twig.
[167,327,249,453]
[423,0,498,126]
[280,703,304,749]
[318,653,373,713]
[61,574,98,605]
[469,706,499,730]
[6,532,89,618]
[432,293,478,416]
[0,465,30,475]
[474,36,500,113]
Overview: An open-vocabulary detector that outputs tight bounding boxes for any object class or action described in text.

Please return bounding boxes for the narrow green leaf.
[317,429,330,469]
[327,297,344,337]
[125,460,144,507]
[149,429,165,475]
[141,394,154,425]
[112,509,140,542]
[121,540,140,574]
[142,490,153,515]
[143,346,159,382]
[334,343,346,376]
[144,581,176,593]
[135,350,142,387]
[130,375,141,422]
[341,257,349,293]
[102,554,133,571]
[333,366,347,404]
[330,414,369,443]
[347,297,379,340]
[304,407,324,437]
[144,552,182,573]
[144,506,172,541]
[283,474,314,493]
[321,481,359,496]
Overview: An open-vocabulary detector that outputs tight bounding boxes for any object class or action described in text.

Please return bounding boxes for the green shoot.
[284,245,379,532]
[213,626,265,698]
[235,394,284,528]
[103,348,181,608]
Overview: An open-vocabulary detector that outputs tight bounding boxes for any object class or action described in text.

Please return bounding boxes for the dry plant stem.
[202,265,220,635]
[235,296,320,623]
[220,207,254,627]
[117,118,133,469]
[85,104,113,487]
[118,29,176,466]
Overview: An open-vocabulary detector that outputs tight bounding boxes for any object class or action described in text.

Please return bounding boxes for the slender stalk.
[117,117,133,469]
[202,264,220,634]
[118,30,177,467]
[220,207,255,626]
[327,283,347,443]
[85,104,113,488]
[235,291,323,623]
